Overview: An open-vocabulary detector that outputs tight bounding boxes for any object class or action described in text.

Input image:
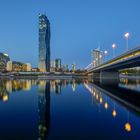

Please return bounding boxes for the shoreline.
[0,74,87,80]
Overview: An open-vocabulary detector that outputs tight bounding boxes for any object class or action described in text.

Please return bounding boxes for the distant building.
[39,13,51,72]
[6,61,12,71]
[50,60,55,72]
[31,67,40,72]
[72,64,76,72]
[55,58,61,72]
[0,53,10,72]
[7,61,31,72]
[92,49,103,67]
[26,63,31,71]
[62,64,69,72]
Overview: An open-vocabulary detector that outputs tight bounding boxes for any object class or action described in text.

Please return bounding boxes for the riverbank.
[0,72,87,79]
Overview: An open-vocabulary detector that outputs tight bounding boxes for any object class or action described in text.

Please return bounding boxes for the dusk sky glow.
[0,0,140,68]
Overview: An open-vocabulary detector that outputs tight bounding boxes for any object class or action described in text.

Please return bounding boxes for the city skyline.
[0,0,140,68]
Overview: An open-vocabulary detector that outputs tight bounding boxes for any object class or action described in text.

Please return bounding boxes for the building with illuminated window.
[6,61,31,72]
[39,14,51,72]
[92,49,103,67]
[72,63,76,72]
[55,58,61,72]
[0,53,10,72]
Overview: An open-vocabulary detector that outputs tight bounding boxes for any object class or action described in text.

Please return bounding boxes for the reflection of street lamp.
[112,43,116,58]
[125,112,132,132]
[104,102,108,110]
[104,50,108,62]
[112,102,117,118]
[124,32,130,51]
[99,96,103,104]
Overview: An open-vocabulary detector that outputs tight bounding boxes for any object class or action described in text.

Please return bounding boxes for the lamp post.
[124,32,130,51]
[112,43,116,58]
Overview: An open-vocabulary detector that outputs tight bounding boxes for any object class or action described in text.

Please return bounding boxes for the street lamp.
[124,32,130,51]
[104,50,108,62]
[112,43,116,58]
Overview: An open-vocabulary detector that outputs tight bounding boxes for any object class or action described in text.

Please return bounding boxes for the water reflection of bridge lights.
[104,102,109,110]
[112,102,117,117]
[112,110,117,117]
[83,82,134,133]
[125,122,132,132]
[99,96,103,104]
[124,112,132,132]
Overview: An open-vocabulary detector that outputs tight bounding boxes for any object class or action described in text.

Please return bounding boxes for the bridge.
[85,45,140,84]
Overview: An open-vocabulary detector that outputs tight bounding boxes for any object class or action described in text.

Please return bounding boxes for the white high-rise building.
[92,48,103,67]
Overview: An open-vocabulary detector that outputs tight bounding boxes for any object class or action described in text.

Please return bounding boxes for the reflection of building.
[50,80,62,94]
[38,80,50,140]
[92,49,102,67]
[0,80,9,102]
[72,79,76,92]
[0,53,10,72]
[7,61,31,72]
[39,14,51,72]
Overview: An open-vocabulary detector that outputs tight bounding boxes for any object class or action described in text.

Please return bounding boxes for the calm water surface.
[0,78,140,140]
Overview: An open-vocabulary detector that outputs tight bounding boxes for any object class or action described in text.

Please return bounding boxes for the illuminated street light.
[99,54,102,58]
[112,43,116,58]
[124,32,130,51]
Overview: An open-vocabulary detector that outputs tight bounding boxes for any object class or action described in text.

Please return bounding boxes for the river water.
[0,78,139,140]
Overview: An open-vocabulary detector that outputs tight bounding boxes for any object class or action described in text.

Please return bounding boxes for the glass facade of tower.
[39,14,50,72]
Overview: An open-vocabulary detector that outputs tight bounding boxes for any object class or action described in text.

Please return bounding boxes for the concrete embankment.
[0,73,87,79]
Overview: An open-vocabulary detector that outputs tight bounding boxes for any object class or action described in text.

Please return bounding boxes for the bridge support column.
[100,71,119,85]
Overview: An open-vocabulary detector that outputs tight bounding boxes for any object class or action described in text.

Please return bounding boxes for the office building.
[72,64,76,72]
[55,58,61,72]
[0,53,10,72]
[50,60,55,72]
[7,61,31,72]
[92,49,103,67]
[39,14,51,72]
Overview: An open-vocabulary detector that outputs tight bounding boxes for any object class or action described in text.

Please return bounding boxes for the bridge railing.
[86,45,140,72]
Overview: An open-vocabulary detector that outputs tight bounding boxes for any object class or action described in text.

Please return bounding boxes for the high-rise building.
[92,49,103,67]
[0,53,10,72]
[55,58,61,71]
[72,63,76,72]
[39,14,51,72]
[50,60,55,72]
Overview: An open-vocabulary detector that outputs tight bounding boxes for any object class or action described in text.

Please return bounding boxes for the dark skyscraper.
[39,14,50,72]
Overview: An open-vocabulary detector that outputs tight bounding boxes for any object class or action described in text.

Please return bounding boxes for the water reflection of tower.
[38,80,50,140]
[55,80,61,94]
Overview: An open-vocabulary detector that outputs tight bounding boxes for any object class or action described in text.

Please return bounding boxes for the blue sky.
[0,0,140,69]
